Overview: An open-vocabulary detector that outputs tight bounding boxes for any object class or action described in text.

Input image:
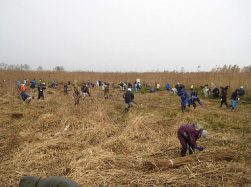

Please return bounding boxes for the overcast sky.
[0,0,250,72]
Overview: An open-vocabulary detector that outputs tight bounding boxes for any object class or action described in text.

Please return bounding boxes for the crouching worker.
[21,92,32,104]
[123,88,134,112]
[177,123,208,157]
[188,96,203,109]
[19,175,79,187]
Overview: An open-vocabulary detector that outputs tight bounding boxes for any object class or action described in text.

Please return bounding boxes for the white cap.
[128,88,131,91]
[201,130,208,141]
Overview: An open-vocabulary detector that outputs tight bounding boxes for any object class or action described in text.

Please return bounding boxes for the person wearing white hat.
[123,88,135,112]
[239,86,245,101]
[177,122,208,157]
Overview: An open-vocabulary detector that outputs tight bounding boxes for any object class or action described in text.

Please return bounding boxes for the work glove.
[196,146,204,151]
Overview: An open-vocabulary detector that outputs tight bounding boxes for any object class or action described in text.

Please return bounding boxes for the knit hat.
[201,130,208,141]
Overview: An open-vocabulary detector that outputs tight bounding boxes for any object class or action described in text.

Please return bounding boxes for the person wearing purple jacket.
[177,123,208,157]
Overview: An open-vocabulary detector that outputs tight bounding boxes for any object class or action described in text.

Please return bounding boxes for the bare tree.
[53,66,65,71]
[0,63,8,70]
[37,66,43,71]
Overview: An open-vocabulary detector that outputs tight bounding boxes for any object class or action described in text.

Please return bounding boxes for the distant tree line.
[0,63,30,71]
[0,63,66,72]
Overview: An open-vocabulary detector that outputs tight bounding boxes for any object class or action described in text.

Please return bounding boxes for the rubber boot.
[181,151,186,157]
[189,145,194,154]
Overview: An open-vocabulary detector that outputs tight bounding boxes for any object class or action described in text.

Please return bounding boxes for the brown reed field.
[0,67,250,186]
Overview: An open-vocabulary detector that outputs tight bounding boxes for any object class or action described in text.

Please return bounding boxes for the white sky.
[0,0,250,72]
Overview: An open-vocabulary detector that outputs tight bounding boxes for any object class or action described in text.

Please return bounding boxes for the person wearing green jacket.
[19,175,79,187]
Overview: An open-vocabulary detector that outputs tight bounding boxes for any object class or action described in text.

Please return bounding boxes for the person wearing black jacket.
[219,86,230,108]
[37,83,46,100]
[230,89,239,111]
[81,83,90,99]
[123,88,134,112]
[212,87,220,99]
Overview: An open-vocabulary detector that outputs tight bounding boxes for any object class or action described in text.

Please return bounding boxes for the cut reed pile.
[0,75,250,186]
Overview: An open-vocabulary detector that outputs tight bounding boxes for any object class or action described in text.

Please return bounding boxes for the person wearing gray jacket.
[19,175,79,187]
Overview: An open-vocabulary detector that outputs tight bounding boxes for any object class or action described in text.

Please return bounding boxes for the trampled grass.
[0,70,250,186]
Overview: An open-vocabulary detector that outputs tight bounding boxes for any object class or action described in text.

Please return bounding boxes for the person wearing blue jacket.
[188,96,203,109]
[134,82,138,92]
[178,88,189,112]
[21,92,32,104]
[165,83,170,91]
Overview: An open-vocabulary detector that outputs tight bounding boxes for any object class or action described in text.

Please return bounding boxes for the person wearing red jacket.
[177,123,208,157]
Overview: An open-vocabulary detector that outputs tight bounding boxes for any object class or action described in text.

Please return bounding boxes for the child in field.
[177,123,208,157]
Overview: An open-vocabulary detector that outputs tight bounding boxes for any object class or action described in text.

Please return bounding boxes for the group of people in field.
[15,78,246,114]
[7,78,248,185]
[14,79,246,158]
[175,83,245,112]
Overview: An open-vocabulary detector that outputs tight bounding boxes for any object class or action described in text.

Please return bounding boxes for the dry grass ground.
[0,79,250,187]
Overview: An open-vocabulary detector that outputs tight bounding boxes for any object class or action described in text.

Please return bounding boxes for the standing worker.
[156,82,160,91]
[178,88,189,112]
[177,123,208,157]
[64,83,68,95]
[37,83,46,100]
[123,88,135,112]
[230,89,239,112]
[81,83,91,99]
[166,83,170,91]
[219,85,230,108]
[73,87,81,105]
[190,84,194,91]
[103,81,109,99]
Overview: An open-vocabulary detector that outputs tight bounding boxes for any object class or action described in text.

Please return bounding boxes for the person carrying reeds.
[123,88,134,112]
[19,175,79,187]
[177,123,208,157]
